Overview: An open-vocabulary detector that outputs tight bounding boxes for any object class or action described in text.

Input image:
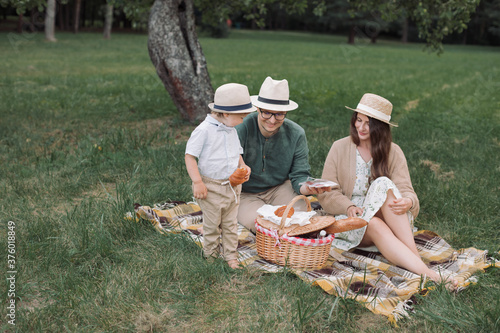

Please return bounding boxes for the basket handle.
[279,195,311,235]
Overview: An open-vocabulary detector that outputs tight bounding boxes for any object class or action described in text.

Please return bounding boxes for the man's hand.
[300,184,333,195]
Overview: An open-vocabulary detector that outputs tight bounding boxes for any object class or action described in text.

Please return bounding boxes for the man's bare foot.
[227,259,242,269]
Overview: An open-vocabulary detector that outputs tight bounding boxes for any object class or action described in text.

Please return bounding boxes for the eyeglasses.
[259,109,286,121]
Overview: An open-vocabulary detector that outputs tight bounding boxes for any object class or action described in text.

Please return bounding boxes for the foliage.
[0,0,71,14]
[3,0,496,47]
[293,0,390,42]
[195,0,311,28]
[112,0,154,28]
[158,0,481,50]
[0,0,46,14]
[348,0,480,53]
[191,0,327,37]
[483,0,500,37]
[314,0,366,30]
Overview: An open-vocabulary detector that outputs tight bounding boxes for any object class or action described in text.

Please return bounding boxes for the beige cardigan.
[317,136,420,218]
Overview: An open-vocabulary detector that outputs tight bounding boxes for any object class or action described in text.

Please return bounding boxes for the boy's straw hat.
[208,83,257,113]
[251,76,298,112]
[345,93,398,127]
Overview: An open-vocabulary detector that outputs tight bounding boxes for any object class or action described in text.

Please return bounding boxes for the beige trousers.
[237,180,307,233]
[196,176,240,261]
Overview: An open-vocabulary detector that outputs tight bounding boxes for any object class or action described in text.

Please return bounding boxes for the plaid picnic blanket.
[126,200,499,324]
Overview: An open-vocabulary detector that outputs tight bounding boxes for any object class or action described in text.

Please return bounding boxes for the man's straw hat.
[251,76,298,112]
[208,83,257,113]
[345,93,398,127]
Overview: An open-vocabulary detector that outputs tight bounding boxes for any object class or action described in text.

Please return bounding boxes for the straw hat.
[251,76,298,111]
[345,93,398,127]
[208,83,257,113]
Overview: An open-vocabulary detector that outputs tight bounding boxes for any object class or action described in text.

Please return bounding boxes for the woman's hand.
[347,205,364,218]
[388,197,412,215]
[192,181,207,199]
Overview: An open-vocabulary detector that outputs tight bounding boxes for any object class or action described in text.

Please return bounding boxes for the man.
[236,76,330,232]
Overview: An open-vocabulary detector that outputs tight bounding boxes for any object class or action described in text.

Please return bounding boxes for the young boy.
[185,83,256,269]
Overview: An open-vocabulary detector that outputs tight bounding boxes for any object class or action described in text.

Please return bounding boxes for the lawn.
[0,29,499,332]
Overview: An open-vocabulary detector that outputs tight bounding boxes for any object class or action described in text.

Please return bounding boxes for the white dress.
[331,149,414,251]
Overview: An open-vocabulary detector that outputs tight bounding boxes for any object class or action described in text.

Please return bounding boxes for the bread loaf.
[324,217,367,234]
[229,167,248,187]
[274,206,294,218]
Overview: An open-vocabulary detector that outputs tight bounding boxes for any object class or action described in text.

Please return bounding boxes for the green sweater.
[236,112,311,194]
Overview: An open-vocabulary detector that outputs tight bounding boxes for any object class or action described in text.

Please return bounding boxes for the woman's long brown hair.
[350,112,392,181]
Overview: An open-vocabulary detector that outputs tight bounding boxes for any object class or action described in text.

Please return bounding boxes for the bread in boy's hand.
[229,167,248,187]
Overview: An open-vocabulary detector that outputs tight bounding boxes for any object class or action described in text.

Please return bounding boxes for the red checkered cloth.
[255,222,335,247]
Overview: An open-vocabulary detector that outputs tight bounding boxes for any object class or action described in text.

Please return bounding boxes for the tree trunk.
[103,4,113,39]
[251,6,257,29]
[148,0,213,124]
[30,9,36,32]
[45,0,57,42]
[17,14,23,33]
[73,0,81,33]
[65,4,70,31]
[58,2,64,30]
[348,25,356,44]
[401,17,408,43]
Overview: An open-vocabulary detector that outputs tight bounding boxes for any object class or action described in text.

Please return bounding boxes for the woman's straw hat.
[208,83,257,113]
[251,76,298,112]
[345,93,398,127]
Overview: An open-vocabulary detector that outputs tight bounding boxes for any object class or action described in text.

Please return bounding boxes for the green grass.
[0,29,499,332]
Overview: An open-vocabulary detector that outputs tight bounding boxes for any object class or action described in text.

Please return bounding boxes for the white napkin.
[257,204,316,227]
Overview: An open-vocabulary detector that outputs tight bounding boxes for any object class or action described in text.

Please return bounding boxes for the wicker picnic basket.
[255,195,335,269]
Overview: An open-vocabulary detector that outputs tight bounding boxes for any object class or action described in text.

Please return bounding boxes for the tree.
[308,0,388,44]
[1,0,45,32]
[0,0,58,41]
[44,0,56,41]
[73,0,82,33]
[401,15,409,43]
[485,0,500,38]
[147,0,311,123]
[148,0,480,123]
[103,2,113,39]
[148,0,213,123]
[465,0,500,44]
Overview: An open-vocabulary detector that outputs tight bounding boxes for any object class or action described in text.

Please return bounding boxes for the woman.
[318,93,456,289]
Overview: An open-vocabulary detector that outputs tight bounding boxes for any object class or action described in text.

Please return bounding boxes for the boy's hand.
[193,181,207,199]
[243,165,251,181]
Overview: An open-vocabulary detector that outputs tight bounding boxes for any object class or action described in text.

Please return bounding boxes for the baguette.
[324,217,367,234]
